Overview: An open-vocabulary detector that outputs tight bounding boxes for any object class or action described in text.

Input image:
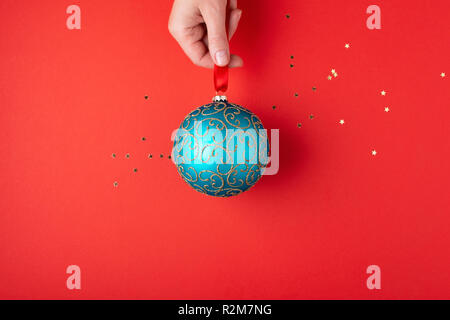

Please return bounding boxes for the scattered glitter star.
[125,153,130,159]
[113,181,118,187]
[371,150,377,156]
[111,153,116,158]
[294,92,299,97]
[339,119,345,125]
[381,90,386,96]
[441,72,446,78]
[384,107,390,112]
[141,137,146,141]
[272,105,276,110]
[290,55,294,59]
[327,75,332,80]
[345,43,350,49]
[330,69,338,78]
[144,95,149,100]
[133,168,138,172]
[290,64,294,68]
[309,114,314,120]
[297,123,302,128]
[312,86,317,91]
[286,14,290,19]
[148,154,153,158]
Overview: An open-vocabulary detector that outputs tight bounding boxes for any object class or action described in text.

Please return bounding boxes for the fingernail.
[215,50,228,66]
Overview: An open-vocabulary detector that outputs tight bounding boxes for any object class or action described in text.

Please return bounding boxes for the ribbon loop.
[213,1,230,93]
[214,65,228,93]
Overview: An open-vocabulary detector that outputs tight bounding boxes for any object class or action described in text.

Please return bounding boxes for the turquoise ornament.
[173,96,269,197]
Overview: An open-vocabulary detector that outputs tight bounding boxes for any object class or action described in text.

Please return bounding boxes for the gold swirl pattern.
[173,101,269,197]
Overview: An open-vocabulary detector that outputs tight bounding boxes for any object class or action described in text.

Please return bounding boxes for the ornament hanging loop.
[213,1,230,93]
[214,65,228,93]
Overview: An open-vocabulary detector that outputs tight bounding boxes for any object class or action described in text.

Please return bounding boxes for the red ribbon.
[214,65,228,93]
[213,3,230,93]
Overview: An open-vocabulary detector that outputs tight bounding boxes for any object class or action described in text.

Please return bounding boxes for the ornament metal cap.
[212,95,228,102]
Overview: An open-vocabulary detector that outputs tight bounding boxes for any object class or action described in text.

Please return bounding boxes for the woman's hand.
[168,0,243,68]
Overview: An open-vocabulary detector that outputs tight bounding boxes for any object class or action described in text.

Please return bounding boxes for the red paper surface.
[1,0,450,299]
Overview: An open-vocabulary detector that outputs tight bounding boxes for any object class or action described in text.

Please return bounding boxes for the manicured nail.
[215,50,228,66]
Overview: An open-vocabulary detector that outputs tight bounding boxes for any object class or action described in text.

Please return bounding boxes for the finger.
[228,9,242,40]
[229,0,238,9]
[186,53,242,69]
[229,54,243,68]
[172,24,214,68]
[199,0,230,66]
[186,40,215,68]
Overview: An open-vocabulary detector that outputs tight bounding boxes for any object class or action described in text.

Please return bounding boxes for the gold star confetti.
[345,43,350,49]
[339,119,345,125]
[384,107,390,112]
[441,72,446,78]
[381,90,386,96]
[330,69,338,78]
[113,181,118,187]
[327,75,332,80]
[371,150,377,156]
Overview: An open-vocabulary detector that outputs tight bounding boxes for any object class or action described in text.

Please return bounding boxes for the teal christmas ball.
[173,96,269,197]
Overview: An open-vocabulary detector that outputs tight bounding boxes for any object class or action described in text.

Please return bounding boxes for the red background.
[1,0,450,299]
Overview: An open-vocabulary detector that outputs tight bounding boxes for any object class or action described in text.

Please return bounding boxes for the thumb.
[200,1,229,66]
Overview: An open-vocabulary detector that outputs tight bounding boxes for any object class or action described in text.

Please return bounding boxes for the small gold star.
[327,75,332,80]
[339,119,345,125]
[331,69,336,74]
[381,90,386,96]
[113,181,118,187]
[371,150,377,156]
[441,72,446,78]
[333,73,338,77]
[384,107,390,112]
[345,43,350,49]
